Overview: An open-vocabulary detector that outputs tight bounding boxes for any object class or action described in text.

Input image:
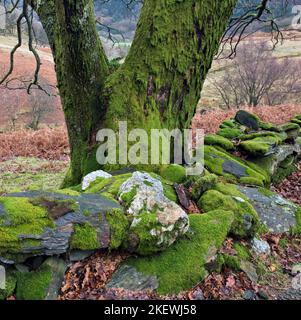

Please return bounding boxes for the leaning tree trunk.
[30,0,237,186]
[30,0,109,186]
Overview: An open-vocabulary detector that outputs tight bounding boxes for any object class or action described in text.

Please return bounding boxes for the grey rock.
[237,186,298,233]
[292,264,301,276]
[258,289,269,300]
[251,144,300,176]
[15,264,30,273]
[119,172,189,254]
[82,170,112,191]
[106,264,159,292]
[1,191,122,262]
[222,160,248,178]
[43,257,67,300]
[243,290,256,300]
[235,110,259,131]
[251,238,271,255]
[240,260,258,283]
[189,288,205,300]
[69,250,95,262]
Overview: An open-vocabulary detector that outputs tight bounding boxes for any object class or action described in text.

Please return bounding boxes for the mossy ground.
[16,264,52,300]
[127,211,234,295]
[0,157,68,194]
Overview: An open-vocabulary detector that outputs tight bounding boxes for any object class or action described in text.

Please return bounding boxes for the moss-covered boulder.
[250,144,299,182]
[159,164,186,184]
[205,134,234,151]
[235,110,260,131]
[217,127,243,139]
[198,183,260,238]
[190,173,218,200]
[278,122,300,139]
[0,191,124,263]
[82,170,112,191]
[118,171,189,255]
[114,211,234,295]
[219,119,237,129]
[204,145,268,187]
[239,135,282,156]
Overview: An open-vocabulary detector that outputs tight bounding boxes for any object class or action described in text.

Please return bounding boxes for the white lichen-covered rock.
[82,170,112,190]
[251,237,271,255]
[119,171,189,255]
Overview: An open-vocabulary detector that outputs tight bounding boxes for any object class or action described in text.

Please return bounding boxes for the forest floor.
[59,233,301,300]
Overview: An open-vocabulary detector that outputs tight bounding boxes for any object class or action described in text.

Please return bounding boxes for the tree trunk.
[31,0,237,186]
[30,0,109,186]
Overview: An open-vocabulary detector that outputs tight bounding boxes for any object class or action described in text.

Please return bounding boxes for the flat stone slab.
[106,264,159,292]
[222,160,247,178]
[0,191,122,262]
[237,186,298,233]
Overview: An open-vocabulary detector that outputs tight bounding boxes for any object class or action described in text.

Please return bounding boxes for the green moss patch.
[0,272,17,300]
[220,120,236,129]
[70,223,99,250]
[279,122,300,132]
[217,128,242,139]
[205,134,234,151]
[190,173,218,200]
[119,187,137,207]
[159,164,186,184]
[204,145,268,187]
[239,136,282,156]
[0,197,54,254]
[16,265,52,300]
[106,209,129,250]
[127,211,234,295]
[233,242,250,260]
[292,207,301,235]
[198,183,260,238]
[85,173,132,197]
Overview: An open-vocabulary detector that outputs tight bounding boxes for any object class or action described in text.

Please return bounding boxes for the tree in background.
[0,0,286,186]
[212,41,301,108]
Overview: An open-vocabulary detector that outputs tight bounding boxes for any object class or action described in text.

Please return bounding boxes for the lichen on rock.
[118,171,189,255]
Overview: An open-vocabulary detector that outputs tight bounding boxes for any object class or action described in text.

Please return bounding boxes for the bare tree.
[212,40,301,108]
[25,91,54,130]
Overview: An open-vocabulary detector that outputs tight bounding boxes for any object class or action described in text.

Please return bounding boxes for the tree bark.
[30,0,237,186]
[30,0,109,186]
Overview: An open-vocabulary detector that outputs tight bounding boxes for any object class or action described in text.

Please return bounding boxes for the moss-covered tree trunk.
[30,0,237,186]
[30,0,109,186]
